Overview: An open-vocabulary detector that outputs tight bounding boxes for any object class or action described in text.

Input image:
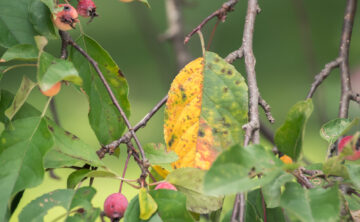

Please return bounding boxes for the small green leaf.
[167,168,223,214]
[150,190,194,221]
[203,144,284,195]
[274,99,313,161]
[19,187,97,222]
[38,52,82,91]
[29,1,57,39]
[139,188,158,220]
[262,172,294,208]
[5,76,37,120]
[67,170,119,189]
[346,164,360,189]
[320,118,359,144]
[322,155,349,178]
[0,44,38,62]
[67,169,92,189]
[124,190,194,222]
[144,143,178,164]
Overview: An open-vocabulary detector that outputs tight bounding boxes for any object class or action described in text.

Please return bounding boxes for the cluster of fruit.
[104,182,177,220]
[39,0,98,97]
[53,0,98,31]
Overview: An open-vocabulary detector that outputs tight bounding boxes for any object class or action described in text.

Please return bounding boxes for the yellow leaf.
[164,52,248,170]
[152,165,170,179]
[139,188,158,220]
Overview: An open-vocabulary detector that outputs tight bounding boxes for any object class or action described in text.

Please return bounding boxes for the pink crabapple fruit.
[154,182,177,191]
[104,193,128,219]
[77,0,98,23]
[338,135,360,161]
[53,4,79,31]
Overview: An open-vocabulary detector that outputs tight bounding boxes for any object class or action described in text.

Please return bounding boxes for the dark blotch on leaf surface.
[198,130,205,137]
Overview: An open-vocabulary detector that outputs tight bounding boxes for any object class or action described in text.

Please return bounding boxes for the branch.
[97,95,168,158]
[184,0,239,44]
[228,0,261,221]
[306,58,342,99]
[338,0,357,118]
[225,45,244,63]
[258,96,275,124]
[160,0,192,68]
[62,32,147,163]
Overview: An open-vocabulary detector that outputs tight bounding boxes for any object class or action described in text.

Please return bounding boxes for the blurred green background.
[1,0,360,221]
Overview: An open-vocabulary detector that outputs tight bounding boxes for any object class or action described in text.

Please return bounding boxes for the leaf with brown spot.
[164,51,248,170]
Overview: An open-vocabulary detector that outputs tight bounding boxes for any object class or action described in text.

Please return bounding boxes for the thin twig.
[184,0,239,44]
[225,46,244,63]
[119,151,132,193]
[97,95,168,158]
[258,96,275,124]
[62,32,147,163]
[306,58,342,99]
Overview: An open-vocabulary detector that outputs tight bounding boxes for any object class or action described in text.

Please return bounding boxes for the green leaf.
[124,190,194,222]
[29,1,57,39]
[167,168,223,214]
[274,99,313,161]
[322,155,349,178]
[262,172,294,208]
[19,187,97,222]
[346,164,360,189]
[0,0,56,48]
[0,90,40,125]
[144,143,178,164]
[280,183,340,222]
[139,188,158,220]
[150,189,194,221]
[0,44,38,62]
[69,35,130,145]
[67,170,118,189]
[37,52,82,91]
[0,117,53,221]
[345,193,360,211]
[44,121,105,168]
[308,185,340,222]
[67,169,92,189]
[5,76,37,120]
[66,207,100,222]
[280,183,313,222]
[203,144,284,195]
[320,118,359,144]
[245,189,265,222]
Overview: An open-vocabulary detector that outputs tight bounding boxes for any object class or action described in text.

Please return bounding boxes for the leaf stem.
[41,97,53,118]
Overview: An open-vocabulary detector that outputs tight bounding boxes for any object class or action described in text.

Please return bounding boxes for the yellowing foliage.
[164,52,248,170]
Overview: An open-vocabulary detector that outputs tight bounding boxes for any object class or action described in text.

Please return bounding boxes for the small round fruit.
[53,4,79,31]
[280,154,293,164]
[338,135,360,161]
[154,182,177,191]
[77,0,98,18]
[104,193,128,219]
[40,82,61,97]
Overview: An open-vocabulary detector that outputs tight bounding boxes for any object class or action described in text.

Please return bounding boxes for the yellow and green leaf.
[164,51,248,169]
